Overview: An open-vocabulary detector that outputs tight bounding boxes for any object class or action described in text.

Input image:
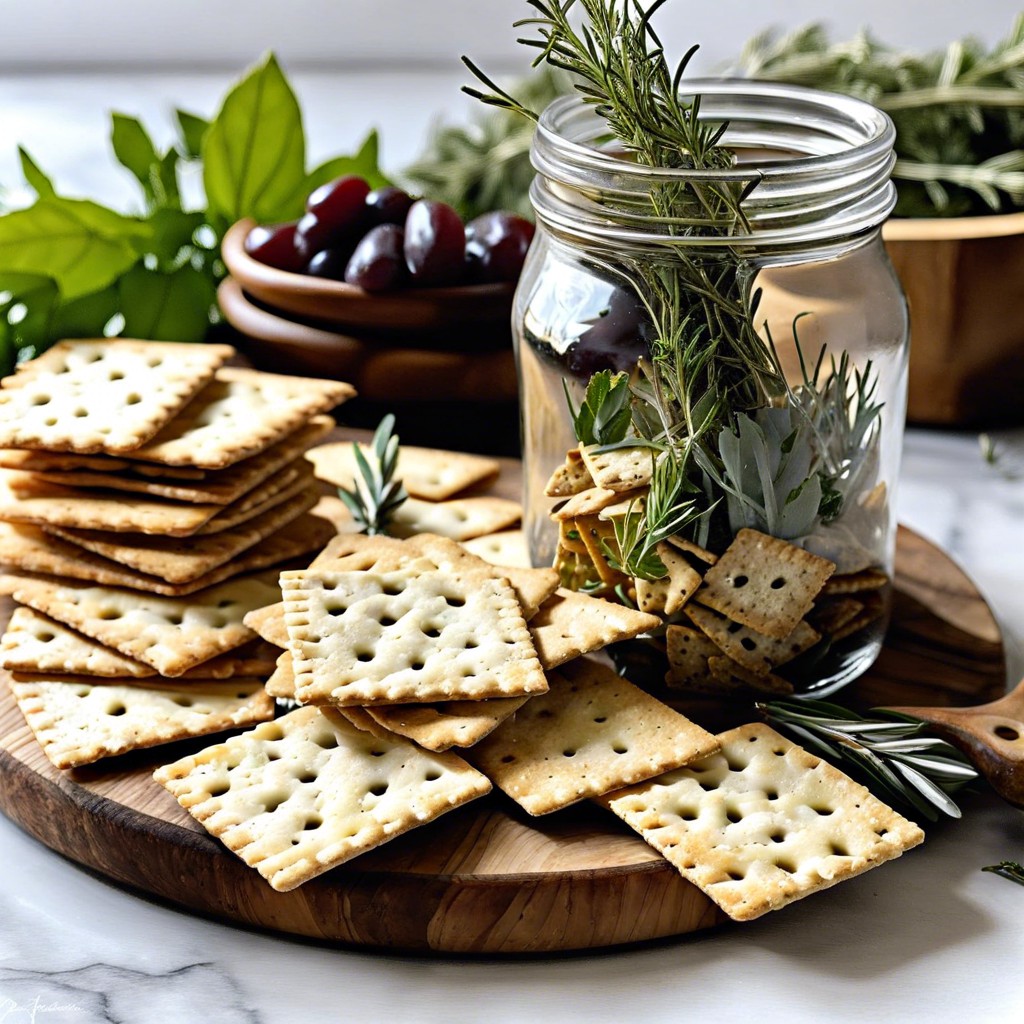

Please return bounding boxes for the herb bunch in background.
[0,54,387,376]
[740,16,1024,218]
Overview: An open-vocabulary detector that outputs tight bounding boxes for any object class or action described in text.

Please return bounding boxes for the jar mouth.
[530,80,897,250]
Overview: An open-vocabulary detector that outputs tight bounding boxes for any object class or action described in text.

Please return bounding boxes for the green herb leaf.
[982,861,1024,887]
[568,370,632,446]
[0,272,60,368]
[0,198,147,300]
[18,148,55,199]
[111,113,160,196]
[336,414,409,536]
[49,285,120,339]
[118,263,216,342]
[202,52,306,229]
[302,129,391,198]
[175,109,210,161]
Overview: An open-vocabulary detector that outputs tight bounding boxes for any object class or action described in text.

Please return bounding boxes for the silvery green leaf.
[890,760,963,818]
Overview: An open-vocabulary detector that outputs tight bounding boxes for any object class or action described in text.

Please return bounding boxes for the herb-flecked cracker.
[468,657,719,815]
[599,723,924,921]
[281,561,548,706]
[153,706,492,891]
[697,529,835,639]
[11,674,273,769]
[0,339,232,454]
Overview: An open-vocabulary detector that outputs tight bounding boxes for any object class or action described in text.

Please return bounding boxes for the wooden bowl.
[882,211,1024,426]
[222,219,515,336]
[217,277,518,405]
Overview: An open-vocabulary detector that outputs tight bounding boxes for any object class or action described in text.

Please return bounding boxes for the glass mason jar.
[514,81,908,696]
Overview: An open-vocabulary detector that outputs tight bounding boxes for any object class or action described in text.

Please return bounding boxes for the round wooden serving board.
[0,521,1006,955]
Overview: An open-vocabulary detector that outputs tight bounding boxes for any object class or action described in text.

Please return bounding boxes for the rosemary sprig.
[740,17,1024,217]
[335,415,408,536]
[982,861,1024,887]
[758,698,978,822]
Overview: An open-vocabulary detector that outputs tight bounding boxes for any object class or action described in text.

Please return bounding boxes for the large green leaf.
[202,53,306,229]
[18,147,55,198]
[0,198,147,300]
[111,113,159,191]
[176,109,210,160]
[118,263,215,341]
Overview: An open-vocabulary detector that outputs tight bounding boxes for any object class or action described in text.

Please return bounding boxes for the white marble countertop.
[1,71,1024,1024]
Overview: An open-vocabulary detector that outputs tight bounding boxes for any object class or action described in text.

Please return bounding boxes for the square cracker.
[11,674,273,769]
[307,440,499,501]
[128,367,353,469]
[387,495,521,543]
[364,695,530,752]
[697,529,835,639]
[599,722,924,921]
[281,561,548,706]
[579,443,656,492]
[663,625,793,696]
[2,606,277,679]
[153,706,492,891]
[0,339,233,454]
[467,657,719,815]
[460,530,531,569]
[528,588,660,670]
[7,573,281,676]
[26,416,334,506]
[544,448,593,497]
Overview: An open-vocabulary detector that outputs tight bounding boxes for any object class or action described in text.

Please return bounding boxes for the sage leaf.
[0,198,146,300]
[18,148,55,199]
[118,263,215,342]
[202,53,306,229]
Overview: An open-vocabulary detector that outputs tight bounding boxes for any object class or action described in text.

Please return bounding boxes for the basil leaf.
[111,113,159,194]
[176,109,210,160]
[118,263,215,341]
[18,148,55,199]
[148,208,206,267]
[202,53,306,229]
[303,129,391,196]
[50,285,120,339]
[0,198,146,300]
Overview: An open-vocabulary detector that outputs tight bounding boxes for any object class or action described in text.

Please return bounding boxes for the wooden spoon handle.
[887,677,1024,808]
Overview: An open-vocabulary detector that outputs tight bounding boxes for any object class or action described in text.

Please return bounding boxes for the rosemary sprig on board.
[335,415,408,536]
[982,861,1024,887]
[758,698,978,822]
[739,17,1024,217]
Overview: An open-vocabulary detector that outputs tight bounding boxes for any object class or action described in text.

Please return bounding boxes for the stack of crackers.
[547,443,890,695]
[0,338,352,767]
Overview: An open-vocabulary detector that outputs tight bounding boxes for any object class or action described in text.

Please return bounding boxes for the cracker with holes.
[153,706,492,891]
[28,416,333,506]
[467,658,719,815]
[635,542,702,616]
[528,588,660,670]
[685,603,820,676]
[0,448,202,478]
[281,560,548,706]
[544,448,593,497]
[127,367,354,469]
[387,495,521,542]
[7,574,280,676]
[461,530,531,569]
[696,529,835,639]
[665,624,725,690]
[307,440,499,501]
[0,339,233,454]
[579,443,656,492]
[599,722,924,921]
[11,674,273,769]
[1,607,277,679]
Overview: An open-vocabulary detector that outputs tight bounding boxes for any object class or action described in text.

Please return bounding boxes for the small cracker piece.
[706,657,794,696]
[579,443,656,492]
[128,367,354,469]
[665,534,719,566]
[635,542,702,616]
[544,448,594,497]
[468,658,719,815]
[461,530,531,569]
[282,562,548,706]
[11,674,273,769]
[243,603,289,649]
[575,515,631,590]
[364,696,530,752]
[599,722,924,921]
[822,568,890,596]
[665,624,724,690]
[265,651,296,699]
[697,529,835,639]
[528,588,660,670]
[307,441,499,501]
[153,706,492,891]
[8,574,281,676]
[0,339,233,454]
[685,603,820,676]
[551,485,642,522]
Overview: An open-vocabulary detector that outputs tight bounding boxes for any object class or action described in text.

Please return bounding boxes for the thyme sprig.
[758,698,978,822]
[335,415,408,536]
